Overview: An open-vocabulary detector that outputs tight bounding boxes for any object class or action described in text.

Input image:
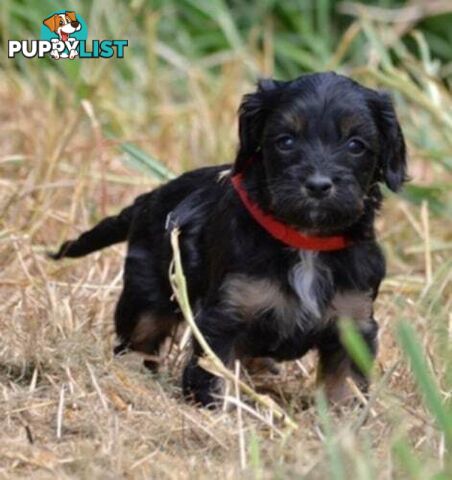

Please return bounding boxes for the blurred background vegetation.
[0,1,451,479]
[1,0,451,211]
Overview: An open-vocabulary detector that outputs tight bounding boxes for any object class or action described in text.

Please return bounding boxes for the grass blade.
[339,318,374,377]
[396,321,452,449]
[316,391,346,480]
[120,142,176,181]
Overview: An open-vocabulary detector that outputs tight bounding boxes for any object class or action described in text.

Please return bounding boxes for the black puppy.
[51,72,407,407]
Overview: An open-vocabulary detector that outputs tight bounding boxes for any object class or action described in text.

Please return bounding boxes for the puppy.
[43,11,81,59]
[51,72,407,407]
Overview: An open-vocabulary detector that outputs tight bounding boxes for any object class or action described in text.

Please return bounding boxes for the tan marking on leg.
[130,313,178,353]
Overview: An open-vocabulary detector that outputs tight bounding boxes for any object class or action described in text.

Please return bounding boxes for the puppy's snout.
[305,174,333,198]
[71,21,80,28]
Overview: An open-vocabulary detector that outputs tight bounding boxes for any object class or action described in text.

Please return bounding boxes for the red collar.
[230,171,351,251]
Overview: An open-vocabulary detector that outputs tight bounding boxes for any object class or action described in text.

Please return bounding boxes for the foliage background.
[0,1,451,478]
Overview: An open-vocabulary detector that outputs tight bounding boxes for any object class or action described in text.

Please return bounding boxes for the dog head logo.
[43,11,81,42]
[41,10,87,59]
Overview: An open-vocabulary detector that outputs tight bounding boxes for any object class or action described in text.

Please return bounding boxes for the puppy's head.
[235,72,407,234]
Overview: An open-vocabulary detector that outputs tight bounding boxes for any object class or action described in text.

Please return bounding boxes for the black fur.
[50,72,407,406]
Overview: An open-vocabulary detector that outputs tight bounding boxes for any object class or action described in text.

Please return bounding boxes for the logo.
[8,10,128,60]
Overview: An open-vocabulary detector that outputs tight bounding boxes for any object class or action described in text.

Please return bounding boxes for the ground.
[0,53,451,480]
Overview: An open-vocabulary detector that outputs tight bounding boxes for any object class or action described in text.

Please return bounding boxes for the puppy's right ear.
[234,79,281,172]
[66,11,77,22]
[368,91,408,192]
[43,14,59,32]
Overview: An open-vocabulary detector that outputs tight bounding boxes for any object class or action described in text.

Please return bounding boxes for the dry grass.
[1,16,451,479]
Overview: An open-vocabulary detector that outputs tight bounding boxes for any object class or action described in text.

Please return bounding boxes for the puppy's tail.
[48,203,136,260]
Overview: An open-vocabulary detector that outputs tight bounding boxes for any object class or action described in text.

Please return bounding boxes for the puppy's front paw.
[182,358,223,409]
[321,370,370,409]
[50,50,60,59]
[69,50,78,59]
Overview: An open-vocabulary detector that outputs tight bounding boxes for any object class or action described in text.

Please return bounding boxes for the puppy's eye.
[60,20,64,25]
[347,138,366,155]
[275,135,295,151]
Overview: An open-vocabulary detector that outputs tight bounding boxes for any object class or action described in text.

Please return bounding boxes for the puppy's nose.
[305,175,333,198]
[71,21,80,28]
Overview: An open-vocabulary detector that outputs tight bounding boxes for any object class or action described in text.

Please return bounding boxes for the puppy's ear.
[234,78,281,172]
[43,14,58,32]
[66,11,77,22]
[370,91,407,192]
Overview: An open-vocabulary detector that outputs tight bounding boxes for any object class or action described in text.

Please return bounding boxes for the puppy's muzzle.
[304,174,333,199]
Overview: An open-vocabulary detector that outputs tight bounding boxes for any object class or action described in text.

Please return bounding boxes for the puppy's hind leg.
[114,241,180,371]
[114,297,180,372]
[114,291,180,372]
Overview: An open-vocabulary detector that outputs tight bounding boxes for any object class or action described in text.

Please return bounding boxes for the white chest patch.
[288,251,321,318]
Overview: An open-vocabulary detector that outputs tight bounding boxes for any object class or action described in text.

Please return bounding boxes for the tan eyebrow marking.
[339,115,363,137]
[279,110,305,133]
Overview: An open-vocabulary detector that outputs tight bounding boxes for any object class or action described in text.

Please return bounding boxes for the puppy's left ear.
[234,78,281,172]
[370,91,407,192]
[43,14,58,32]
